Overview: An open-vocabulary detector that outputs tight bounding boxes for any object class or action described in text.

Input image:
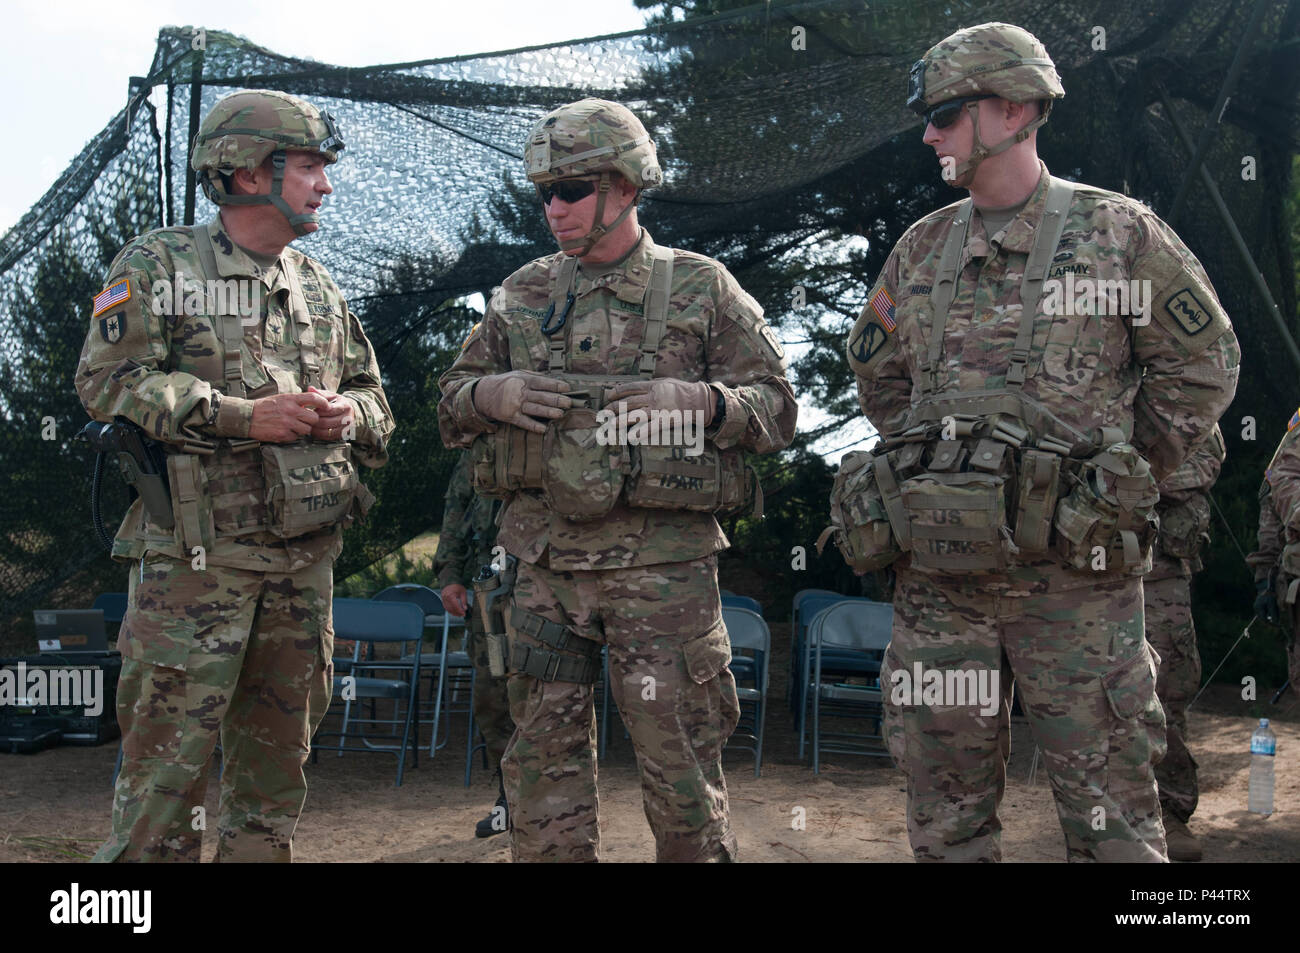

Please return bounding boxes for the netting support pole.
[1156,84,1300,377]
[165,83,175,227]
[182,51,204,227]
[1168,0,1271,226]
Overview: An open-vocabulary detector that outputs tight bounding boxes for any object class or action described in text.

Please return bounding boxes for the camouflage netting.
[1,0,1297,657]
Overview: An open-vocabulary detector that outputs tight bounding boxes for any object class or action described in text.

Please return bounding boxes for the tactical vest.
[471,244,760,522]
[159,228,371,555]
[822,178,1158,575]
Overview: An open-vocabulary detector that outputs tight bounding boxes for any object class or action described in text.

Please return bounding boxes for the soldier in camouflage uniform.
[1247,410,1300,695]
[75,90,394,862]
[431,450,515,836]
[438,99,796,862]
[846,23,1239,862]
[1145,424,1224,862]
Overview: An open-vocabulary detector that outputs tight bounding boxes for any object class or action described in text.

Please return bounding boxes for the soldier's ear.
[231,157,274,196]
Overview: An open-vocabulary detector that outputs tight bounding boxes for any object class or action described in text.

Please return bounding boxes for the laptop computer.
[33,609,111,655]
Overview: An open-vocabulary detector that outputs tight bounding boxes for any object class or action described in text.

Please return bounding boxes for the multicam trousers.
[92,554,333,862]
[502,554,740,862]
[1144,564,1201,824]
[882,569,1168,862]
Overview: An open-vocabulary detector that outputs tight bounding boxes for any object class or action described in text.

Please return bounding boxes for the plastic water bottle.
[1248,718,1276,816]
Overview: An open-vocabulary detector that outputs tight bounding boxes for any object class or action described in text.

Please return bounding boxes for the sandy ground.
[2,621,1296,863]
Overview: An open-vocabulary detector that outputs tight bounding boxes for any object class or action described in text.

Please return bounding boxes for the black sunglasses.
[537,177,599,205]
[923,95,996,130]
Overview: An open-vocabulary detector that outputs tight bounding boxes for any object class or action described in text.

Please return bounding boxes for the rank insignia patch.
[99,311,126,344]
[92,279,131,318]
[868,286,896,332]
[1165,288,1210,336]
[759,324,785,359]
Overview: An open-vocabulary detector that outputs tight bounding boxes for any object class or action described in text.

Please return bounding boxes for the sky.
[0,0,651,233]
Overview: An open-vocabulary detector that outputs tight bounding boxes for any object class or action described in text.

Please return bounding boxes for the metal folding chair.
[809,600,893,773]
[722,606,770,777]
[311,597,426,786]
[372,584,472,760]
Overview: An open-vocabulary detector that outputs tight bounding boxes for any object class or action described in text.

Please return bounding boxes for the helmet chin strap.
[946,100,1052,184]
[558,172,637,256]
[202,151,319,236]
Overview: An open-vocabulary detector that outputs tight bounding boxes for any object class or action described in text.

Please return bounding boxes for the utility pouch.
[1156,497,1210,560]
[167,452,214,554]
[1053,443,1158,571]
[541,407,627,521]
[262,441,365,538]
[817,449,906,572]
[624,443,757,516]
[900,470,1013,573]
[469,427,544,498]
[1013,449,1062,553]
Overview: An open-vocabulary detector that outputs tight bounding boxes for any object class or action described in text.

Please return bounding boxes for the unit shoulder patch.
[1165,287,1213,337]
[848,320,891,364]
[98,310,127,344]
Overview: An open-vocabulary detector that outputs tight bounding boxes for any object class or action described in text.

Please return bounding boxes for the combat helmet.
[524,99,662,255]
[907,22,1064,180]
[190,89,344,235]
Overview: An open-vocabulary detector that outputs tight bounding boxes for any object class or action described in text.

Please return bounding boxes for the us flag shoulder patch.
[92,279,131,318]
[1288,407,1300,432]
[869,286,896,332]
[461,321,481,352]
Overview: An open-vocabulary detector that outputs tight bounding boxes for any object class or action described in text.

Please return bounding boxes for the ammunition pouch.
[817,449,906,572]
[625,443,760,518]
[1053,443,1158,572]
[468,374,762,519]
[1155,497,1211,561]
[470,427,542,499]
[1012,449,1061,553]
[261,441,372,539]
[507,604,602,684]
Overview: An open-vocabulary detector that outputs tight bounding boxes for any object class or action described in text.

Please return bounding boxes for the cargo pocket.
[681,619,740,754]
[120,605,197,671]
[1100,647,1167,793]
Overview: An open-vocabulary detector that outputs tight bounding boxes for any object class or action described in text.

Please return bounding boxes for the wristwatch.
[713,388,726,426]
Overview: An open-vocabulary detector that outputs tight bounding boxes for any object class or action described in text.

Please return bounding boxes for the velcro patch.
[868,286,897,332]
[1165,288,1212,336]
[848,320,891,364]
[461,321,481,352]
[92,279,131,318]
[759,324,785,359]
[99,311,126,344]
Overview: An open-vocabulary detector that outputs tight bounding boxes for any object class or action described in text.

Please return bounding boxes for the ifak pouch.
[261,441,370,538]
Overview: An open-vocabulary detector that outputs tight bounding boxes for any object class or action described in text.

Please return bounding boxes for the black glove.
[1254,578,1280,625]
